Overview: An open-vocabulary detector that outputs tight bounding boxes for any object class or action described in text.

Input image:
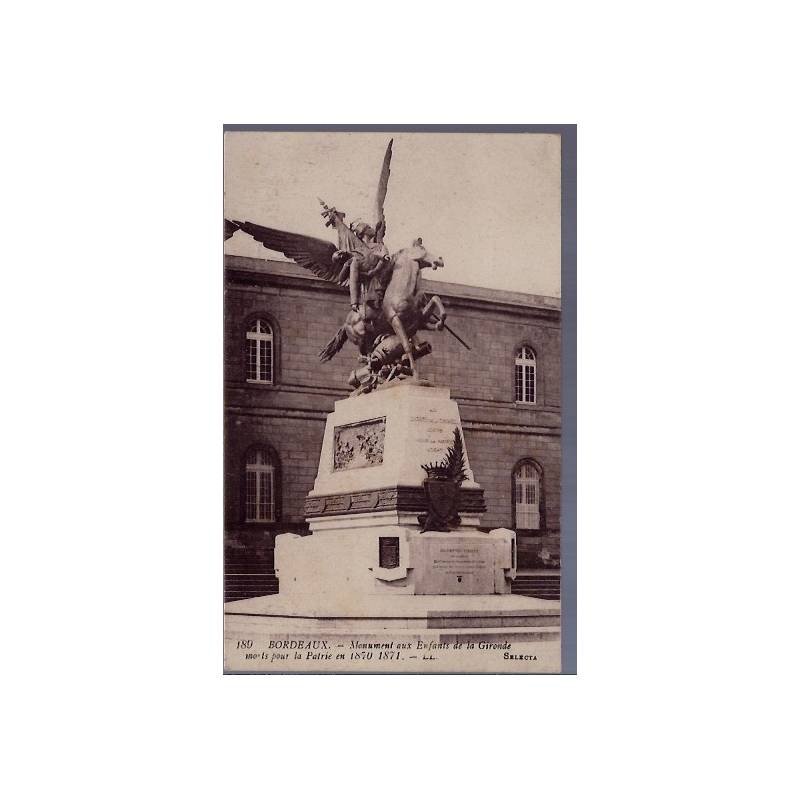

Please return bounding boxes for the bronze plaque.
[333,417,386,471]
[378,536,400,569]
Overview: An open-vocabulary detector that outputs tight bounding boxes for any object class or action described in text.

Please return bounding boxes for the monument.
[224,139,560,672]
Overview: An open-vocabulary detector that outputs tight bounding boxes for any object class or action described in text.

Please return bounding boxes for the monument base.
[275,525,516,599]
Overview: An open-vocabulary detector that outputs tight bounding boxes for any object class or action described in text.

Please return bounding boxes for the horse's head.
[405,237,444,271]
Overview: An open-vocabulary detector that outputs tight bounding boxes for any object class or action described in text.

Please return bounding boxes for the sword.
[430,315,471,350]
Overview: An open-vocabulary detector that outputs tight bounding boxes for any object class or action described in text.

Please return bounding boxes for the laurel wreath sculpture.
[418,428,468,532]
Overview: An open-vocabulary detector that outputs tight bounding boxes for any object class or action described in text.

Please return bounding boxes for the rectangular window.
[246,465,274,522]
[515,363,536,403]
[246,326,273,384]
[514,463,541,530]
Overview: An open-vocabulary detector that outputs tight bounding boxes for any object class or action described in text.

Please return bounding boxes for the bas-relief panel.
[333,417,386,471]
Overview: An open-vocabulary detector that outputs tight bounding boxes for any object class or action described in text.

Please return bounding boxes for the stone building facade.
[224,255,561,598]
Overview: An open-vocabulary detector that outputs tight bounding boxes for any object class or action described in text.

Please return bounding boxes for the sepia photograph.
[222,127,574,673]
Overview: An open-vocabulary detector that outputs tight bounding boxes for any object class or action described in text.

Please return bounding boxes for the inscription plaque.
[417,538,495,595]
[378,537,400,569]
[333,417,386,471]
[410,408,465,463]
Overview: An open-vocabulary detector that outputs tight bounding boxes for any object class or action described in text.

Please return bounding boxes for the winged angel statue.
[225,140,469,395]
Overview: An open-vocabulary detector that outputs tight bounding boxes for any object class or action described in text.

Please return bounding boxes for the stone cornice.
[304,485,487,518]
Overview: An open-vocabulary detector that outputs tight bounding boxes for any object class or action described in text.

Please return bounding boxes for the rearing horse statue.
[326,237,446,391]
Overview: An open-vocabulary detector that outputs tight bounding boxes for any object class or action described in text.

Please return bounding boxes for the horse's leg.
[388,313,417,377]
[421,294,446,330]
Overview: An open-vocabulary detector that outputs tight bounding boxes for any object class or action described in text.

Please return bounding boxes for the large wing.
[227,219,350,285]
[373,139,392,243]
[224,218,239,240]
[319,326,348,362]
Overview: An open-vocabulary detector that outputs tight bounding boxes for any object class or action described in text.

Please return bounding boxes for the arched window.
[246,319,273,384]
[514,460,543,531]
[515,346,536,403]
[245,448,276,522]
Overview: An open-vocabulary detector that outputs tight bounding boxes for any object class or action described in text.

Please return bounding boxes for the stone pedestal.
[274,381,514,603]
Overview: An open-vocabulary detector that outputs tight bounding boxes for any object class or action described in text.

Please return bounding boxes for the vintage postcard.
[223,127,574,673]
